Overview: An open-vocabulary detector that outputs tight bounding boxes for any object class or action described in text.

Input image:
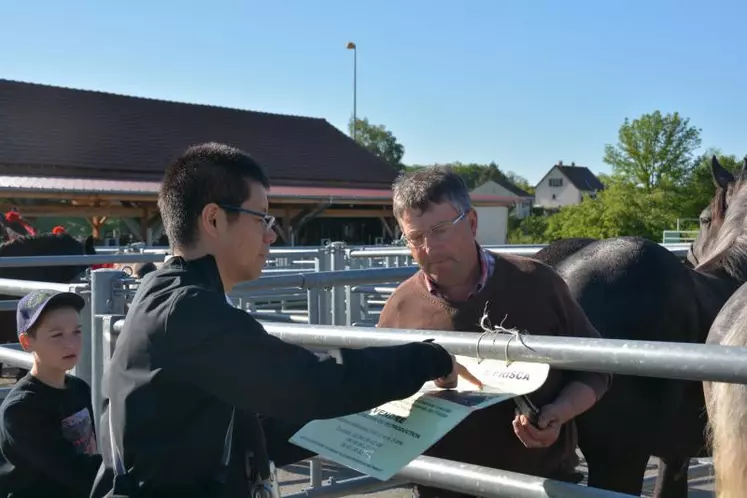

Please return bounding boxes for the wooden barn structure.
[0,79,519,246]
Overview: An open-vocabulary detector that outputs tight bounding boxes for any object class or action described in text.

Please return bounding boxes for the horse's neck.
[690,267,743,332]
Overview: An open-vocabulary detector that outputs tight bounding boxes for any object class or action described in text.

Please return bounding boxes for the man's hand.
[434,355,483,389]
[512,402,569,448]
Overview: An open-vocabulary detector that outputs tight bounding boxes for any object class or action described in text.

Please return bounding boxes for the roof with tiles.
[555,162,605,191]
[0,79,400,188]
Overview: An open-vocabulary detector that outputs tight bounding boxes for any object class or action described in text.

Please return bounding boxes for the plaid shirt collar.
[424,243,495,299]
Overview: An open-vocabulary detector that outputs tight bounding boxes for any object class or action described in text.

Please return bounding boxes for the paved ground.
[277,454,715,497]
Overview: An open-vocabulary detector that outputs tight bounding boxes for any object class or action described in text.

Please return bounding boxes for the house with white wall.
[534,161,604,209]
[472,179,533,219]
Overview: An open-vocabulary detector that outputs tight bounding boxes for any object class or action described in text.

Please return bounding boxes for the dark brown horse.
[540,156,747,497]
[0,232,97,376]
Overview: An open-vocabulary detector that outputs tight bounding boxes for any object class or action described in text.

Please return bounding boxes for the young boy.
[0,290,102,498]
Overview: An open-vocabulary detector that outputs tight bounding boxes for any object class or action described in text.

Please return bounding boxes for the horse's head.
[689,156,747,275]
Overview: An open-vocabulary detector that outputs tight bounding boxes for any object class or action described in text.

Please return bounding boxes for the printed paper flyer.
[290,356,550,480]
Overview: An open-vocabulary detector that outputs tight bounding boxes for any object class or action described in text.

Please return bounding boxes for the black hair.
[157,142,270,250]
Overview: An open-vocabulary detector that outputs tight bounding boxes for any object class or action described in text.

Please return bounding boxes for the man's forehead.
[400,203,458,229]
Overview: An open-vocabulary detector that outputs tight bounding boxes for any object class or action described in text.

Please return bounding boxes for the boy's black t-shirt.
[0,373,102,498]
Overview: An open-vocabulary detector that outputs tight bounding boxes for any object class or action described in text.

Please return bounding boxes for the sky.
[1,0,745,186]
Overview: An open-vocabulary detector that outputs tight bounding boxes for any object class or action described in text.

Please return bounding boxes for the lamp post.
[346,41,357,141]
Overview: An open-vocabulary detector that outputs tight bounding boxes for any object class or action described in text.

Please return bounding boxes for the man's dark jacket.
[90,254,453,498]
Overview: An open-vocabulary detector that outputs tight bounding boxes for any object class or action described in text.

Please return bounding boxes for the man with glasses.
[377,166,611,498]
[90,143,480,498]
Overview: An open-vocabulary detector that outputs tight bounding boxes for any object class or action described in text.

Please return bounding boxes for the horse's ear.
[84,235,96,255]
[712,155,734,189]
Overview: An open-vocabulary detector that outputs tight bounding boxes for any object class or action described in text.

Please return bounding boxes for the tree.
[505,171,534,195]
[544,177,681,241]
[603,111,702,191]
[349,117,405,169]
[405,162,511,190]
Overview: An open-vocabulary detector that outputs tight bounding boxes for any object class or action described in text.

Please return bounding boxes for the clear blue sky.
[1,0,744,185]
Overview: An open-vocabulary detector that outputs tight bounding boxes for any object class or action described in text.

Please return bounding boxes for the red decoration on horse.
[52,225,66,235]
[1,209,36,242]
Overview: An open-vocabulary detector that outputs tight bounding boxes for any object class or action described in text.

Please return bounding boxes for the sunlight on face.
[222,181,278,286]
[21,307,82,372]
[399,202,478,285]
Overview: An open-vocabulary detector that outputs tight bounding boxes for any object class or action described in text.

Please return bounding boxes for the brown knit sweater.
[377,253,611,480]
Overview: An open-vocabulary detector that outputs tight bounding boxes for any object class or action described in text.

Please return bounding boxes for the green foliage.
[405,162,533,196]
[507,214,549,243]
[374,109,740,245]
[603,110,702,191]
[544,177,680,241]
[349,117,405,169]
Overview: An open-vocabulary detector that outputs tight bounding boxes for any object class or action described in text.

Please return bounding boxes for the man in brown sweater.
[377,166,612,498]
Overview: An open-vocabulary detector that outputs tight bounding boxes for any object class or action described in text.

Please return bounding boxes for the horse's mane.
[696,174,747,280]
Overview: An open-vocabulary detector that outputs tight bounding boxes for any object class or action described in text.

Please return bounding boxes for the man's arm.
[163,287,454,423]
[0,399,102,496]
[260,417,316,467]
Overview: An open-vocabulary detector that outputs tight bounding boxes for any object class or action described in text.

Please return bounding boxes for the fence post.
[307,248,327,325]
[101,314,126,365]
[346,249,364,326]
[329,242,347,326]
[90,269,127,432]
[70,284,92,388]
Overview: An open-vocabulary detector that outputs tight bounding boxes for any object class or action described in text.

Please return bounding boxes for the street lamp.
[346,41,357,141]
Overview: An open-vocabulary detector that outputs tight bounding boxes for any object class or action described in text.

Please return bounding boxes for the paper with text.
[289,356,550,481]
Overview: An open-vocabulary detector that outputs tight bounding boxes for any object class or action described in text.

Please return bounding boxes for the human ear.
[468,209,478,236]
[18,333,32,352]
[201,203,222,238]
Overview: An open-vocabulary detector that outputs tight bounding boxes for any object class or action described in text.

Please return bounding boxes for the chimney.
[571,161,576,166]
[558,160,563,166]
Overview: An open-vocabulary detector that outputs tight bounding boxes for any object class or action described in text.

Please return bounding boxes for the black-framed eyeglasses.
[218,204,276,231]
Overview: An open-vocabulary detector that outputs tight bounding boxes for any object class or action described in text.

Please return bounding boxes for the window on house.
[549,178,563,187]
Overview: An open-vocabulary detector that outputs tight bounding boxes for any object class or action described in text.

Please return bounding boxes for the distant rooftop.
[552,161,605,191]
[0,79,400,189]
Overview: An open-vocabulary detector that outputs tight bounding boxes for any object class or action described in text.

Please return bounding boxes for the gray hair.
[391,166,472,220]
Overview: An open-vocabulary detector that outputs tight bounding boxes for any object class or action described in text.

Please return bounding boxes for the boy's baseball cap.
[16,290,85,336]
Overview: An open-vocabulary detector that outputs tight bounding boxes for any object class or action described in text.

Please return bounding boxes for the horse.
[531,237,596,267]
[0,232,97,378]
[541,156,747,497]
[703,280,747,498]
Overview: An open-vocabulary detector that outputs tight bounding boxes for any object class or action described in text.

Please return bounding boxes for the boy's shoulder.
[1,375,90,414]
[0,375,43,420]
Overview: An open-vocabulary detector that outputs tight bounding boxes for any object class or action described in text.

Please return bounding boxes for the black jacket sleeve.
[162,287,453,423]
[260,416,316,467]
[1,398,102,497]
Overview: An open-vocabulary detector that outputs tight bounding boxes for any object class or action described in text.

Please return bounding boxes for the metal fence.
[0,241,711,498]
